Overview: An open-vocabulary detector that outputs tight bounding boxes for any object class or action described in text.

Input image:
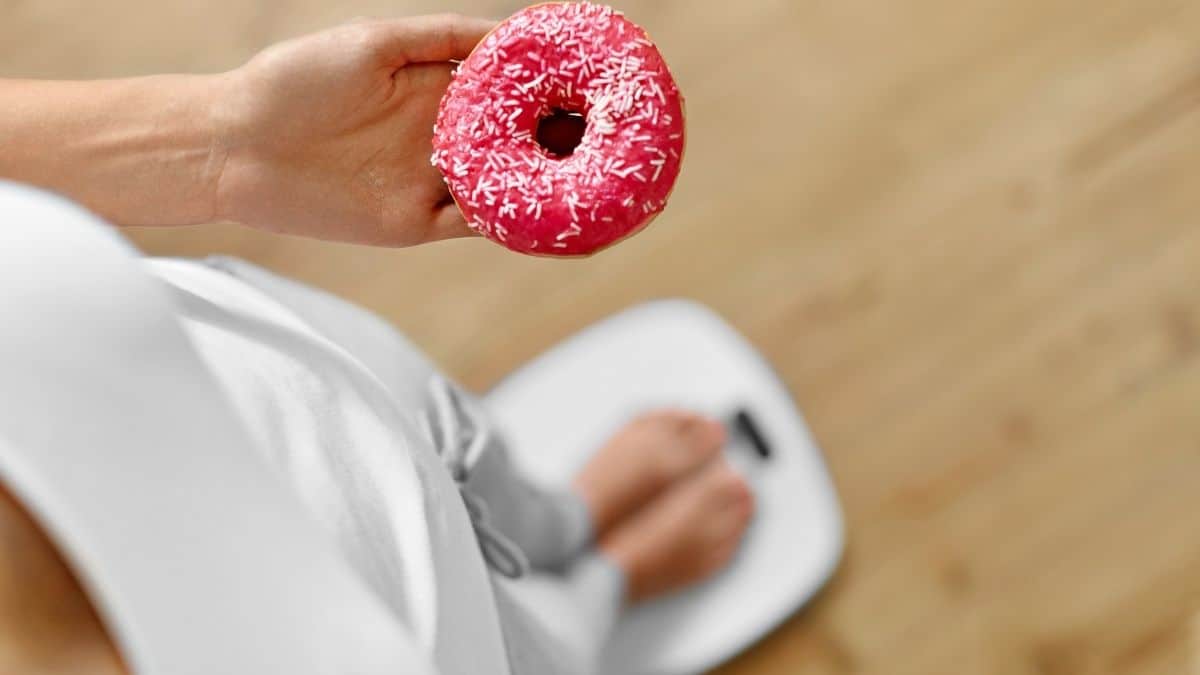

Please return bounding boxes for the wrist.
[98,73,231,226]
[203,65,258,227]
[135,73,232,226]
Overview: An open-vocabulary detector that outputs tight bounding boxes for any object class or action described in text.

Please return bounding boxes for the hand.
[212,15,495,246]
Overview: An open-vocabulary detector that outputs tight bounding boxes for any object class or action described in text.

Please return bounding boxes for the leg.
[203,257,731,573]
[200,257,754,670]
[492,553,625,675]
[490,447,756,673]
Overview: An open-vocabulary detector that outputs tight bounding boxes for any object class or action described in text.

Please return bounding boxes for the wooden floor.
[5,1,1200,673]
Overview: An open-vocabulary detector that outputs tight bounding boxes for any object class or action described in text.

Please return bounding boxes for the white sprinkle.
[520,72,548,91]
[613,164,643,179]
[650,79,666,105]
[566,195,579,222]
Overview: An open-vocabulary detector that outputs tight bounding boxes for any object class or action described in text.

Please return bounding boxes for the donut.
[431,2,686,256]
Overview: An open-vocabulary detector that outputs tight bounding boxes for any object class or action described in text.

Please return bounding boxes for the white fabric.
[0,182,434,675]
[153,256,624,675]
[147,258,442,647]
[0,180,623,675]
[142,259,516,675]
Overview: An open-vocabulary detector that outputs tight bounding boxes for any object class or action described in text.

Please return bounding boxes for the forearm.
[0,75,227,226]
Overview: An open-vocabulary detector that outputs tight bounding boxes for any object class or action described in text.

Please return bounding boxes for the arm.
[0,76,224,227]
[0,15,495,246]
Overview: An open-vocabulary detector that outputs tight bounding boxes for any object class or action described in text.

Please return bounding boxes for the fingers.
[400,60,457,91]
[370,14,497,66]
[428,202,478,242]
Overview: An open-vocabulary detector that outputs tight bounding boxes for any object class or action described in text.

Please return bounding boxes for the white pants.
[198,255,626,674]
[0,180,622,675]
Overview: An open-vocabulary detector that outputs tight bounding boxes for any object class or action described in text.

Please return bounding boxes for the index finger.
[370,14,497,65]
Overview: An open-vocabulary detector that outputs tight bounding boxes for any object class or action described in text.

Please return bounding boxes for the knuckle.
[430,12,468,24]
[337,21,382,54]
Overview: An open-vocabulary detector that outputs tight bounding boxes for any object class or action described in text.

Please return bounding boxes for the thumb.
[371,14,497,66]
[427,200,480,243]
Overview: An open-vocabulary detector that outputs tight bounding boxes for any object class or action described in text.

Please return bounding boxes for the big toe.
[692,462,755,541]
[659,411,725,472]
[681,414,727,454]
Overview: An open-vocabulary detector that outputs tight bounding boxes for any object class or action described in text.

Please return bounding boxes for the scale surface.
[485,300,843,675]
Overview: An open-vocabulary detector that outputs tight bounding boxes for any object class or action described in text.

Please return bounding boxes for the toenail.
[721,480,742,498]
[715,466,742,486]
[706,419,727,443]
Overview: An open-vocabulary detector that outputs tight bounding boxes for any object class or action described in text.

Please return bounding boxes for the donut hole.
[536,108,587,158]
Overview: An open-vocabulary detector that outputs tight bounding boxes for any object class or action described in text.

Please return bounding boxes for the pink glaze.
[431,2,686,256]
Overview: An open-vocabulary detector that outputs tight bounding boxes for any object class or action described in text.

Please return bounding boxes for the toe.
[637,409,691,428]
[702,539,741,575]
[728,472,754,509]
[650,412,724,478]
[703,509,743,545]
[674,415,725,465]
[673,410,723,439]
[702,460,752,504]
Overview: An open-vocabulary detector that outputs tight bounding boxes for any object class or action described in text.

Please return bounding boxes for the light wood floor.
[5,1,1200,673]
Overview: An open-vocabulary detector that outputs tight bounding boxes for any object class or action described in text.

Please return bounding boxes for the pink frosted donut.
[431,2,686,256]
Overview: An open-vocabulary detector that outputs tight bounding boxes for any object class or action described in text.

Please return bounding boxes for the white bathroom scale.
[485,299,844,675]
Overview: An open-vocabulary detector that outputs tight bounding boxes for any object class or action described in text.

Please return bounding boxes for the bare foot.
[599,459,754,603]
[573,411,725,538]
